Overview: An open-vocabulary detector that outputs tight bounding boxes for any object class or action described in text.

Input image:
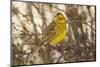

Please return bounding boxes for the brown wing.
[41,21,56,45]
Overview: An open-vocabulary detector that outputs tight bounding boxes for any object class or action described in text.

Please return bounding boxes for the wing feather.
[41,21,56,45]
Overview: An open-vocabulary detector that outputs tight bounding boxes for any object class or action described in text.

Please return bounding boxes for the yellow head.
[54,12,66,24]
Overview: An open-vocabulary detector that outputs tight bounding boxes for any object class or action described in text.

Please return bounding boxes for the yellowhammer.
[41,12,67,46]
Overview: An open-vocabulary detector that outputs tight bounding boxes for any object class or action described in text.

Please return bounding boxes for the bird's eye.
[58,15,63,20]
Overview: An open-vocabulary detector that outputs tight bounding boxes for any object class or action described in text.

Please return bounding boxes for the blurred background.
[11,1,96,65]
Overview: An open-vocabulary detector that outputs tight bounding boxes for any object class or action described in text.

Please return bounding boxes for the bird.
[41,12,68,46]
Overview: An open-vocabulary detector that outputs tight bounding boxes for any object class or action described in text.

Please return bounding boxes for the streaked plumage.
[41,12,67,46]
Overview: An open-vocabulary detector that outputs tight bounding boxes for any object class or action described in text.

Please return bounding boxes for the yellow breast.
[50,23,67,46]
